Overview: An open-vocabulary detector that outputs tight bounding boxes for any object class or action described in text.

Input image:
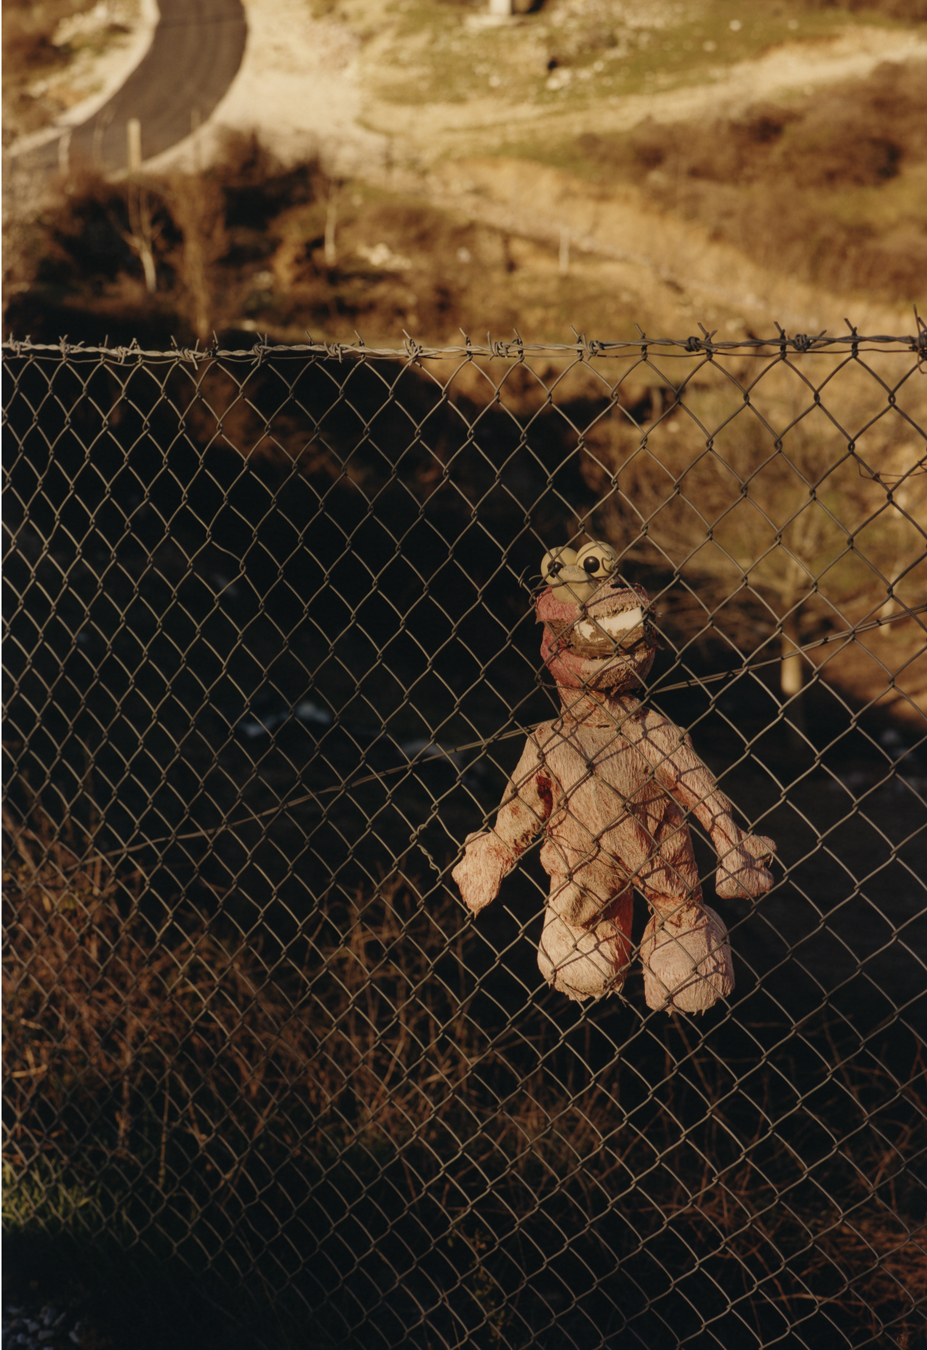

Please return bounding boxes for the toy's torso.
[531,701,700,899]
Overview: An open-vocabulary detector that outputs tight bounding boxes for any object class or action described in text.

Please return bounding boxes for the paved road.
[24,0,247,175]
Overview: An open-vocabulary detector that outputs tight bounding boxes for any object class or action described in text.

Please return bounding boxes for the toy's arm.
[630,711,776,900]
[452,736,553,914]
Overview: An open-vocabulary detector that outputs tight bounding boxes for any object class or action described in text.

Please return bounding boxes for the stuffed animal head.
[536,541,658,692]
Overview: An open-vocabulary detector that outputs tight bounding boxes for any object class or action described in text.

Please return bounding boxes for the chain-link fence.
[3,330,926,1349]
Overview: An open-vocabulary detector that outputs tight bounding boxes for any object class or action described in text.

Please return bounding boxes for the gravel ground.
[1,1301,95,1350]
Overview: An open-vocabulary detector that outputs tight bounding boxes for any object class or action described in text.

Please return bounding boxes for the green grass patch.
[365,0,906,111]
[2,1159,111,1237]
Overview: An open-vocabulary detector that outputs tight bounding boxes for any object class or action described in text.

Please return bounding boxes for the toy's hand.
[452,830,516,914]
[715,833,776,900]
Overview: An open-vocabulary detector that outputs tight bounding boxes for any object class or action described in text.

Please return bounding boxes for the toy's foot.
[537,908,631,1001]
[641,903,734,1014]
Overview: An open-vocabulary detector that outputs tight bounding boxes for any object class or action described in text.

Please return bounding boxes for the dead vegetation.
[575,356,927,710]
[575,57,927,303]
[8,48,927,349]
[4,134,523,346]
[5,2,927,345]
[4,804,926,1344]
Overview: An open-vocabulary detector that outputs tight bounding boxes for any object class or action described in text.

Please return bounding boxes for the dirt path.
[396,153,910,335]
[144,5,927,181]
[11,4,926,189]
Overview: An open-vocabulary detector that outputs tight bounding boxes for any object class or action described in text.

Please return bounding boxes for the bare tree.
[118,118,162,295]
[120,176,162,294]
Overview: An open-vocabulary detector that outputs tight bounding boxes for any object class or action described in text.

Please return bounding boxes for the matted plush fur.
[453,568,775,1013]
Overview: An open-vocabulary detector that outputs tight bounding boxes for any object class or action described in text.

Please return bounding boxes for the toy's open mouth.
[544,601,656,660]
[576,605,644,644]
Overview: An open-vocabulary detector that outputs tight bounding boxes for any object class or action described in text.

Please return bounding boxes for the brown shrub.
[577,58,927,300]
[1,807,490,1174]
[627,61,925,189]
[2,29,69,74]
[2,0,108,142]
[2,808,311,1172]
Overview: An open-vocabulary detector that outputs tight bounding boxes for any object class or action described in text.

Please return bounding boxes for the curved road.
[25,0,247,175]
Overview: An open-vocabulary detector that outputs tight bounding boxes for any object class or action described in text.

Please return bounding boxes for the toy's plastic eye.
[575,541,618,580]
[541,547,577,584]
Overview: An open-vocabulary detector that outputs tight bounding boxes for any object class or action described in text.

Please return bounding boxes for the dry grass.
[4,801,926,1344]
[2,806,311,1178]
[574,57,927,303]
[10,53,927,349]
[1,804,625,1184]
[6,0,927,346]
[5,135,493,345]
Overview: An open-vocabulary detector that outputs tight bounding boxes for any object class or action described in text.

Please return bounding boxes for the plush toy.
[453,541,776,1013]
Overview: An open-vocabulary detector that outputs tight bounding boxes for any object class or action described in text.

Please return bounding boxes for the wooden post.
[127,117,142,173]
[324,183,339,269]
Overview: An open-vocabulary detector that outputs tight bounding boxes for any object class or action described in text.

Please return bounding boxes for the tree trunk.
[324,184,339,270]
[125,183,159,295]
[780,607,808,740]
[780,609,804,699]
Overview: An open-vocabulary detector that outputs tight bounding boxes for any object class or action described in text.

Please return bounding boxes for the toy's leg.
[537,893,633,1001]
[537,849,633,1000]
[640,893,733,1014]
